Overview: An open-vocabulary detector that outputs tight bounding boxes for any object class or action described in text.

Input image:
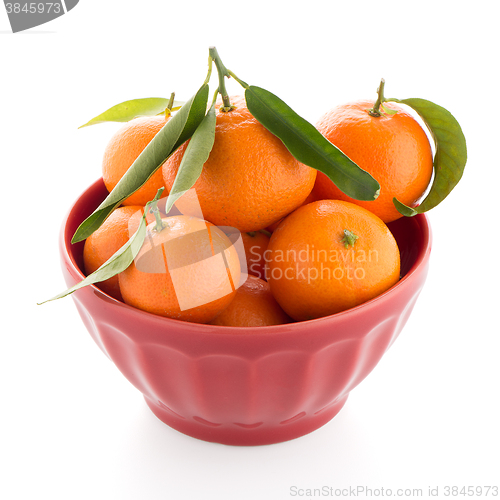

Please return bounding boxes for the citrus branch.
[209,46,234,111]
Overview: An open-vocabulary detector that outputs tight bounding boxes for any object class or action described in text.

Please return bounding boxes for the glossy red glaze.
[60,179,432,446]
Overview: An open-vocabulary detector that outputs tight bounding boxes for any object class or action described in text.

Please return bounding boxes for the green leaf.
[71,84,209,243]
[79,97,185,128]
[390,97,467,216]
[243,85,380,201]
[38,206,148,304]
[380,103,398,116]
[392,197,418,217]
[165,102,217,213]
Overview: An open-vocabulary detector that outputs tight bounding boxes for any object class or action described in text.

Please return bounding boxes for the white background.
[2,1,499,499]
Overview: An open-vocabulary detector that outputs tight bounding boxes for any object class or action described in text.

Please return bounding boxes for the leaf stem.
[368,78,386,117]
[227,69,249,89]
[209,46,233,111]
[204,54,213,85]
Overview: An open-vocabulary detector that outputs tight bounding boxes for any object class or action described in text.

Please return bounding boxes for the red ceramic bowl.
[60,179,432,446]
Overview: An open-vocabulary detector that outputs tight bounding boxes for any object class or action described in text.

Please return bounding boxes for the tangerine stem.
[147,187,166,232]
[368,78,386,117]
[341,229,359,249]
[209,46,233,111]
[165,92,175,116]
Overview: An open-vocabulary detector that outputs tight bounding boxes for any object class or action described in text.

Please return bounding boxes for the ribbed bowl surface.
[60,179,431,445]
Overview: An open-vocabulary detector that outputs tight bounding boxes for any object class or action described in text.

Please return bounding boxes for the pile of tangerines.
[51,48,466,326]
[84,99,432,326]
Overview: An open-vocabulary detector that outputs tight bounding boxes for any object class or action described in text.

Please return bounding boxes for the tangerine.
[241,230,270,281]
[315,99,433,223]
[265,186,321,233]
[266,200,400,321]
[210,275,291,327]
[118,215,242,323]
[102,115,168,206]
[162,95,317,232]
[83,205,155,300]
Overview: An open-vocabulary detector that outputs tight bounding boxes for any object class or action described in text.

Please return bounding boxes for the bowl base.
[144,395,349,446]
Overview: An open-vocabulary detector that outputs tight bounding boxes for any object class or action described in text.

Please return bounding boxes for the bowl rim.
[61,178,432,335]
